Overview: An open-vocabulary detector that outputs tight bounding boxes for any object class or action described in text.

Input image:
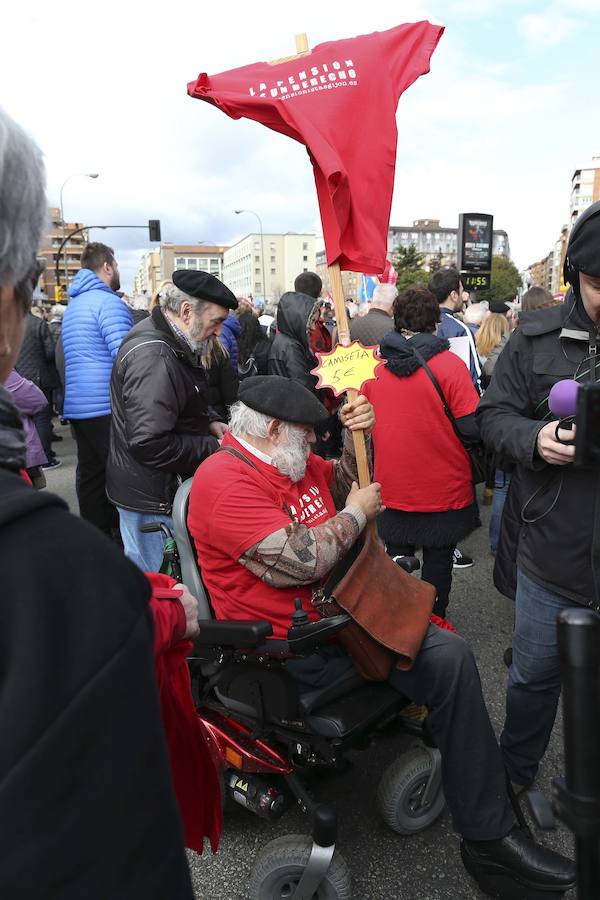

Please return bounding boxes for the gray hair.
[158,282,207,316]
[129,293,150,311]
[0,108,47,285]
[228,401,272,440]
[372,283,397,308]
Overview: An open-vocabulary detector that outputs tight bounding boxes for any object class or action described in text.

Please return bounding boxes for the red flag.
[188,22,443,274]
[380,257,397,285]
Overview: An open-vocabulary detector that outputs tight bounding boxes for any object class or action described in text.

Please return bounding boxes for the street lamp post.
[59,173,99,289]
[234,209,266,302]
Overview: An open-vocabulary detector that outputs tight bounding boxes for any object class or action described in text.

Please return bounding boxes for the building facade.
[134,249,161,296]
[134,244,228,299]
[315,251,361,300]
[39,207,87,301]
[223,233,315,302]
[570,158,600,225]
[388,218,510,269]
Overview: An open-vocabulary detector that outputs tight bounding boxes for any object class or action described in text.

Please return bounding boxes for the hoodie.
[62,268,133,419]
[268,291,323,396]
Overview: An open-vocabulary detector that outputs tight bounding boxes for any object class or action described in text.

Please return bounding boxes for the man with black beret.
[189,376,575,896]
[106,270,238,570]
[477,200,600,795]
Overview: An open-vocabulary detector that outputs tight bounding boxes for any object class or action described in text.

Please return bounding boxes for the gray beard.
[271,425,309,483]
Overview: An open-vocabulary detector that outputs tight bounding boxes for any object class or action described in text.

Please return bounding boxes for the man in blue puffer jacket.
[62,242,133,537]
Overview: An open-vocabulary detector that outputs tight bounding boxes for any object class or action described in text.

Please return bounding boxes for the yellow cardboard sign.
[311,341,382,397]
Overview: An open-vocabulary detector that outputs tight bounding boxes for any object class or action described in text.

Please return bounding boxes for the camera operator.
[476,200,600,794]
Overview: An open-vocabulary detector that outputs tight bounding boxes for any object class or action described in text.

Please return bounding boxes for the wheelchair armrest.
[287,613,351,655]
[194,620,273,649]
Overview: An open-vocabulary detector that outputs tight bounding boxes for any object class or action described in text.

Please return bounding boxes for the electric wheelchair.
[156,478,446,899]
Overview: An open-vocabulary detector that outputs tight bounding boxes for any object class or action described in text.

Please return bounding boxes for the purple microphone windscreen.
[548,379,579,418]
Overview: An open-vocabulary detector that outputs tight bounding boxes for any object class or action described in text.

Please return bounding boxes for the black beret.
[238,375,329,425]
[489,301,510,315]
[565,200,600,279]
[172,269,238,310]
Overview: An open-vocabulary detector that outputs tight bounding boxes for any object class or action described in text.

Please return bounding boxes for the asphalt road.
[48,424,575,900]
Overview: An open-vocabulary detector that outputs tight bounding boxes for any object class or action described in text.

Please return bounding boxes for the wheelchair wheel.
[248,835,351,900]
[376,746,445,835]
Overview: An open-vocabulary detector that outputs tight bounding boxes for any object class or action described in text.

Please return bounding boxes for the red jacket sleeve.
[145,572,186,655]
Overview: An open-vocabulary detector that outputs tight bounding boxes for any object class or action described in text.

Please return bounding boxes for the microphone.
[548,379,579,419]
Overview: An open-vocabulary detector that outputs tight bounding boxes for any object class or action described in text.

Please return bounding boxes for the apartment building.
[223,233,315,301]
[39,207,87,301]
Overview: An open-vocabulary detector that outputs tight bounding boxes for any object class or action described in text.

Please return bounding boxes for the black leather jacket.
[477,293,600,609]
[106,307,220,514]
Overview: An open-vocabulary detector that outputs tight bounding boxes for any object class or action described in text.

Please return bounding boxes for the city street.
[47,424,575,900]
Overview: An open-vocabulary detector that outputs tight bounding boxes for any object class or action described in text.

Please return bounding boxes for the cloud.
[518,12,579,48]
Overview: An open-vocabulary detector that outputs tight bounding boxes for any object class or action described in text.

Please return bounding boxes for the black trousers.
[287,625,513,841]
[32,388,54,462]
[386,542,454,619]
[71,416,118,537]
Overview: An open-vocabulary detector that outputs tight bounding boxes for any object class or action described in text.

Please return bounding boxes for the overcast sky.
[3,1,599,291]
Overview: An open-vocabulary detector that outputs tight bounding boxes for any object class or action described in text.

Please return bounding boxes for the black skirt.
[378,503,480,549]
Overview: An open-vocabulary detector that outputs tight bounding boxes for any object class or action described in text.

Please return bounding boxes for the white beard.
[272,425,310,483]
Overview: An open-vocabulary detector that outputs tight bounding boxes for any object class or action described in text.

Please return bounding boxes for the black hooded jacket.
[477,293,600,609]
[268,291,322,396]
[106,306,220,514]
[0,467,194,899]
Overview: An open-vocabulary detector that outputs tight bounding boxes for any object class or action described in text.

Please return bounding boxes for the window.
[175,257,185,266]
[271,268,276,275]
[255,268,261,275]
[255,255,260,262]
[302,242,308,251]
[270,255,275,263]
[303,255,308,262]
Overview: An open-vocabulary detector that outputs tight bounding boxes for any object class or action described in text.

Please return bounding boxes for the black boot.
[461,826,575,898]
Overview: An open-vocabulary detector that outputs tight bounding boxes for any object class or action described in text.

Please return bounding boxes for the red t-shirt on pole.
[188,21,444,274]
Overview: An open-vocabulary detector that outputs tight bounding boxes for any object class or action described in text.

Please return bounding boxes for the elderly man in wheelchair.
[180,375,573,900]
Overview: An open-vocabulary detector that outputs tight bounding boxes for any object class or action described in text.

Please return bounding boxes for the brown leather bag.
[313,526,436,681]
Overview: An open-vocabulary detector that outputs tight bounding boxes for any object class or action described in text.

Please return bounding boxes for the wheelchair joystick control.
[291,597,310,627]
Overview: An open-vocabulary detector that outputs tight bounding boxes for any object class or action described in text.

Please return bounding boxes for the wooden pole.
[328,262,372,489]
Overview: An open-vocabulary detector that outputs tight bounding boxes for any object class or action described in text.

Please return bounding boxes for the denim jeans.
[117,507,174,573]
[489,469,511,554]
[501,568,576,785]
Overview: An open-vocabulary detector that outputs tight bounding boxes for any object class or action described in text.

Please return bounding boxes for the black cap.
[238,376,329,425]
[172,269,238,310]
[565,200,600,280]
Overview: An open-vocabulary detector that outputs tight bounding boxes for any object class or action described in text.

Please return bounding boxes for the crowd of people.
[4,101,599,899]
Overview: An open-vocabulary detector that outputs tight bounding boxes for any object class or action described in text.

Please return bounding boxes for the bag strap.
[217,445,295,521]
[410,344,464,444]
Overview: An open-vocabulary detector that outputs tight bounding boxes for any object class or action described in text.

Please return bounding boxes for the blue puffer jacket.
[220,314,240,371]
[63,269,133,419]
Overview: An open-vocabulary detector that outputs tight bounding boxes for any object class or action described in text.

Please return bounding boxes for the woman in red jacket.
[363,288,480,619]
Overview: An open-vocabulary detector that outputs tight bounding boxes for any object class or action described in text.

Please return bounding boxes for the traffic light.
[148,219,161,242]
[55,284,63,302]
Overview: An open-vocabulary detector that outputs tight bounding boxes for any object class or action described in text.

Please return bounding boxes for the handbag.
[313,526,435,681]
[411,345,487,485]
